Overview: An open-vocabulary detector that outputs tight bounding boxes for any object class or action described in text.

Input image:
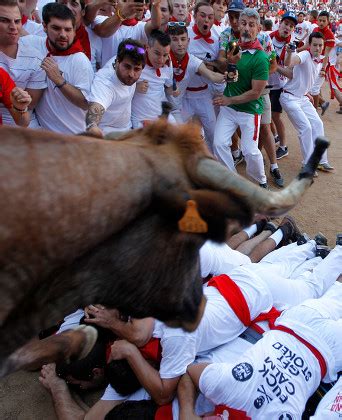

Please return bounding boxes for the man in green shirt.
[213,8,270,188]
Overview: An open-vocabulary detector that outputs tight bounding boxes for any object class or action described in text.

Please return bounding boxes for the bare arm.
[322,45,332,71]
[277,65,294,79]
[144,0,162,36]
[198,62,225,83]
[83,0,114,26]
[9,87,32,127]
[187,363,210,389]
[213,78,267,107]
[26,88,45,109]
[110,340,180,405]
[178,373,201,420]
[269,57,278,74]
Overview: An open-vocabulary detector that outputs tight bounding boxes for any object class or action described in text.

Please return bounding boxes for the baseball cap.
[281,11,298,25]
[228,1,245,13]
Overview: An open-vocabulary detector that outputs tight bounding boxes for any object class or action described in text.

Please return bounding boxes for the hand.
[41,57,64,85]
[226,49,241,65]
[319,69,326,78]
[213,72,226,84]
[118,0,144,18]
[306,93,314,104]
[212,95,231,107]
[109,339,136,361]
[87,125,104,138]
[172,87,181,97]
[226,69,238,83]
[84,304,119,330]
[136,80,149,93]
[10,87,32,110]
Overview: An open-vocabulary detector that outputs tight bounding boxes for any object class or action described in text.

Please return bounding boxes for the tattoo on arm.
[86,102,105,126]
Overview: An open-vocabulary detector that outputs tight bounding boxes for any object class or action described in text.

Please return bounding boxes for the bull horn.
[194,137,330,217]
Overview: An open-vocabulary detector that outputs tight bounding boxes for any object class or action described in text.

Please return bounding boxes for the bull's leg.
[0,325,97,378]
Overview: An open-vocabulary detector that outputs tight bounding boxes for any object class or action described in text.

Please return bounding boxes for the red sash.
[208,274,251,326]
[154,403,173,420]
[75,24,91,60]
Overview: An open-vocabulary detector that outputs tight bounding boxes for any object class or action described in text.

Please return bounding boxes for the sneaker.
[297,233,311,245]
[270,168,284,188]
[316,245,330,259]
[274,135,280,146]
[233,151,244,167]
[264,222,278,234]
[321,101,330,116]
[314,232,328,246]
[317,162,334,172]
[259,183,269,189]
[336,234,342,246]
[276,146,288,160]
[255,219,267,235]
[279,216,302,244]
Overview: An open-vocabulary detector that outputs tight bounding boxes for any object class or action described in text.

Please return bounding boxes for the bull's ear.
[141,119,171,145]
[152,188,253,243]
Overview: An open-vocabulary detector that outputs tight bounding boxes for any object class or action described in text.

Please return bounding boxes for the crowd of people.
[0,0,341,418]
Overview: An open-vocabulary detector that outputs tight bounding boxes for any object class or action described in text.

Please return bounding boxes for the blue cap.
[281,11,298,25]
[228,1,245,12]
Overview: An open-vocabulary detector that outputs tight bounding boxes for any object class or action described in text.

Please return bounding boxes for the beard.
[240,31,252,42]
[49,37,73,51]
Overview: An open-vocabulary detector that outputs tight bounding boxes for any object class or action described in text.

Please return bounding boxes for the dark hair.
[42,2,76,27]
[318,11,329,20]
[310,10,318,19]
[168,25,188,36]
[105,400,158,420]
[147,29,171,47]
[263,19,273,31]
[104,359,142,395]
[0,0,19,7]
[117,39,146,66]
[297,12,305,17]
[309,31,324,44]
[56,338,108,382]
[194,1,213,16]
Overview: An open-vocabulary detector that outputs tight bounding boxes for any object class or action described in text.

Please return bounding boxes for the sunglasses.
[167,21,187,27]
[124,44,145,55]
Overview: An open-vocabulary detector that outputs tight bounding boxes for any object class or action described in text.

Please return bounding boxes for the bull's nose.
[165,295,207,332]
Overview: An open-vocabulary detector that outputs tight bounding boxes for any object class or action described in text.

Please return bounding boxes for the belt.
[283,89,294,95]
[186,84,208,92]
[273,324,327,379]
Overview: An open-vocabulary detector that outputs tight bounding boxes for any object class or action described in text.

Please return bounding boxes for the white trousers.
[213,106,267,184]
[280,93,328,164]
[182,94,217,154]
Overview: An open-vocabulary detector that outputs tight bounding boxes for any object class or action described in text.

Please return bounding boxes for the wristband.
[55,80,67,89]
[13,105,28,113]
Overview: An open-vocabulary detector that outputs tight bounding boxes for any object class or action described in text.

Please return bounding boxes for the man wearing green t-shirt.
[213,8,269,188]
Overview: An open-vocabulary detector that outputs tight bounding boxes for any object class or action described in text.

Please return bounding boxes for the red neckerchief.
[145,54,161,76]
[75,24,91,60]
[169,13,191,23]
[214,19,221,26]
[192,24,214,44]
[46,38,84,57]
[122,18,138,26]
[21,15,28,25]
[170,51,189,82]
[239,38,263,51]
[270,29,291,44]
[311,19,318,25]
[308,49,323,64]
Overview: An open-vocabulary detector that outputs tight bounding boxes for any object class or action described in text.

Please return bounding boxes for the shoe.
[264,222,278,234]
[274,135,280,146]
[276,146,288,160]
[316,245,330,259]
[270,168,284,188]
[317,162,334,172]
[321,101,330,116]
[255,219,267,235]
[233,151,244,167]
[297,233,311,245]
[259,183,269,189]
[314,232,328,246]
[279,215,302,244]
[336,234,342,246]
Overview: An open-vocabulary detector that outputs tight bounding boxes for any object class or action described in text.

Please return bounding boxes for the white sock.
[270,229,284,246]
[270,163,278,170]
[243,224,258,238]
[232,149,241,159]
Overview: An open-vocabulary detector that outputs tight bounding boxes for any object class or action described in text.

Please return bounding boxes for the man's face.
[297,13,304,23]
[0,5,21,47]
[160,0,170,26]
[278,18,295,38]
[318,15,329,29]
[58,0,83,29]
[172,0,188,22]
[228,11,240,32]
[212,0,227,21]
[310,36,324,57]
[239,15,260,43]
[195,5,214,35]
[147,39,170,68]
[115,56,143,85]
[17,0,28,16]
[44,17,75,51]
[170,32,189,57]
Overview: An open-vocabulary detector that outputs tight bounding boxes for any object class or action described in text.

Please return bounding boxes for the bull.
[0,120,328,376]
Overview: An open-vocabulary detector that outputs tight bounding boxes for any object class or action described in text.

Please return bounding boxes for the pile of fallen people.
[35,215,341,419]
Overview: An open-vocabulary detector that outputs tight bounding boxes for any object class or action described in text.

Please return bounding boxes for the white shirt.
[199,240,251,278]
[93,17,147,67]
[21,36,94,134]
[23,20,45,37]
[294,21,310,42]
[131,63,173,125]
[85,26,103,72]
[283,50,322,97]
[311,376,342,419]
[186,25,220,97]
[269,36,288,90]
[87,59,136,133]
[0,37,47,127]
